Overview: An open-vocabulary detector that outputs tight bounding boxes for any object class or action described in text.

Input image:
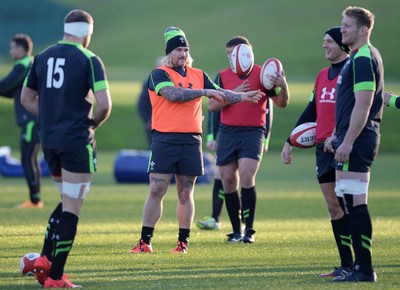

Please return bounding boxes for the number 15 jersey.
[24,41,109,150]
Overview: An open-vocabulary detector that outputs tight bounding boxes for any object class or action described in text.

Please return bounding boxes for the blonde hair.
[342,6,375,30]
[161,52,193,68]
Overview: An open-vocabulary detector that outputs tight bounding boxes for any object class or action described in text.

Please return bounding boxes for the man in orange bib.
[130,27,264,254]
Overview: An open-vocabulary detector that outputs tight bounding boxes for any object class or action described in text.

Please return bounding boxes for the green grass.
[1,150,399,289]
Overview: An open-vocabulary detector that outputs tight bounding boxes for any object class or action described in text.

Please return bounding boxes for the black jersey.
[25,41,109,150]
[335,44,384,143]
[0,56,35,126]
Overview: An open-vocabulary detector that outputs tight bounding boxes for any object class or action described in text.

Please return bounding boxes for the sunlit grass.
[1,151,399,289]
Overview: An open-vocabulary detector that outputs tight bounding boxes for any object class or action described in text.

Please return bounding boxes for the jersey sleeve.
[89,56,109,93]
[148,68,174,94]
[24,55,40,91]
[353,46,376,92]
[0,64,27,97]
[203,71,220,90]
[213,73,223,88]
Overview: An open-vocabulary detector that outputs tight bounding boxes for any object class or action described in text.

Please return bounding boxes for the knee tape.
[335,179,369,197]
[53,182,63,195]
[62,181,91,199]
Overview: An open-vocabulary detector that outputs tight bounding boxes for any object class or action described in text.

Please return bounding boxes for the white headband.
[64,22,93,37]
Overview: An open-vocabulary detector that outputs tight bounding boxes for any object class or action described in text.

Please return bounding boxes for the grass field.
[1,1,399,288]
[1,150,399,289]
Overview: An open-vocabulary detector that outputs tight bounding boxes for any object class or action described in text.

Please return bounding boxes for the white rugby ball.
[230,44,254,77]
[260,58,283,90]
[290,122,317,148]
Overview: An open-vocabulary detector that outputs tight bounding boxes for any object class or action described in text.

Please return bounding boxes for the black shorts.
[216,125,264,166]
[43,144,96,175]
[148,140,203,176]
[335,139,379,173]
[315,142,335,183]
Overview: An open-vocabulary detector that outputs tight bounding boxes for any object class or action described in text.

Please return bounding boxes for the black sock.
[178,228,190,244]
[211,179,224,222]
[225,191,242,233]
[349,204,373,276]
[141,226,154,245]
[241,186,256,230]
[49,211,79,280]
[30,188,41,204]
[42,203,62,261]
[331,215,353,268]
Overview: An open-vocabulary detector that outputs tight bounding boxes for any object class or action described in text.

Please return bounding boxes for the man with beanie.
[281,26,353,277]
[326,6,382,283]
[130,26,264,254]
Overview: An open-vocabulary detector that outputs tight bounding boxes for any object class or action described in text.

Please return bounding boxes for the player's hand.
[324,135,336,153]
[383,92,394,106]
[233,80,250,92]
[88,127,96,146]
[335,141,352,164]
[281,142,293,164]
[241,90,265,103]
[263,143,269,153]
[207,140,216,151]
[270,70,288,90]
[206,89,226,103]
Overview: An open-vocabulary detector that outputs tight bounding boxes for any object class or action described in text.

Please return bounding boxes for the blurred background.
[0,0,398,152]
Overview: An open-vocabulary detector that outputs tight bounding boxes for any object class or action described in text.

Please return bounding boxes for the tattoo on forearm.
[161,87,202,102]
[222,90,242,104]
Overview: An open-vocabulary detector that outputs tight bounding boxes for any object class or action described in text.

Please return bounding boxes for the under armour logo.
[321,87,335,100]
[150,161,155,171]
[178,83,193,89]
[179,37,185,43]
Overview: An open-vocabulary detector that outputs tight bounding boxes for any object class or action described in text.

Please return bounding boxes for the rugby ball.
[230,44,254,77]
[290,122,317,148]
[260,58,283,90]
[20,252,40,276]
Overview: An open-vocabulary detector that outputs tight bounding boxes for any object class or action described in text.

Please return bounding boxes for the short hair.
[11,34,33,55]
[226,36,251,48]
[342,6,375,30]
[64,9,93,24]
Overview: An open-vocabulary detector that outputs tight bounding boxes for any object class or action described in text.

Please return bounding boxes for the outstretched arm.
[160,86,225,103]
[208,89,265,112]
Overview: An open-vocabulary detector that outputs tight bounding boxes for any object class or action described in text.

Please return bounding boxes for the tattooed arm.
[159,86,204,102]
[208,89,265,112]
[160,86,225,103]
